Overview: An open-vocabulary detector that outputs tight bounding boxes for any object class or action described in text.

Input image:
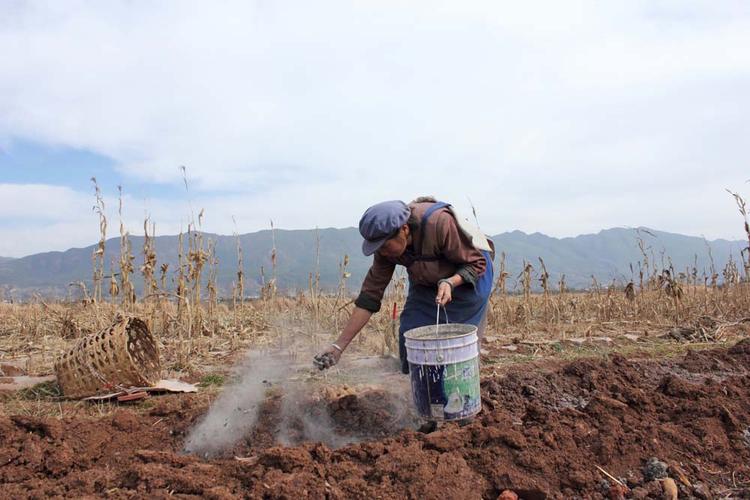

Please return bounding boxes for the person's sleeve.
[354,253,396,312]
[435,211,487,288]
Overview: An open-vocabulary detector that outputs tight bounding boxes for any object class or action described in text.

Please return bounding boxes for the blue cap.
[359,200,411,256]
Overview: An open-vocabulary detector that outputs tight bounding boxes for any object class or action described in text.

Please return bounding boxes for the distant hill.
[0,227,745,300]
[492,228,745,289]
[0,257,15,264]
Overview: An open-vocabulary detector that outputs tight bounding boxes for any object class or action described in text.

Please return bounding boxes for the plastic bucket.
[404,323,481,421]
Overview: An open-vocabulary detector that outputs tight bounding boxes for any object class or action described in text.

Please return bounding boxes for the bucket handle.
[434,304,450,363]
[434,303,450,331]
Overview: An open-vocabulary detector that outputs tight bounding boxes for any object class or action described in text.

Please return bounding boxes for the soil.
[2,340,750,499]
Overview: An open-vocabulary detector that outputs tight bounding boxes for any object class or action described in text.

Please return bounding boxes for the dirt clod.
[607,483,627,500]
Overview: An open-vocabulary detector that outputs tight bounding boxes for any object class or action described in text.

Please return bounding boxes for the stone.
[643,457,668,481]
[497,490,518,500]
[662,477,678,500]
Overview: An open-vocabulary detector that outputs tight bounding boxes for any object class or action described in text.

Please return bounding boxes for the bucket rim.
[403,323,477,341]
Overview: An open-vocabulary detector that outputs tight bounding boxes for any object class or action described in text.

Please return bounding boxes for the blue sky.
[0,139,183,198]
[0,140,115,189]
[1,1,749,257]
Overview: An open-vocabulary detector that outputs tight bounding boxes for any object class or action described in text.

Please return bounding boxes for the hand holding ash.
[313,344,343,370]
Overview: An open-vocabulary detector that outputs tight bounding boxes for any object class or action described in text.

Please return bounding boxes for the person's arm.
[314,255,395,369]
[315,307,372,366]
[436,211,487,287]
[435,274,464,306]
[353,252,396,313]
[433,211,487,305]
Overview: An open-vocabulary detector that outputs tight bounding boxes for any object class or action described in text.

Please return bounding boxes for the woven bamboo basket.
[54,316,161,398]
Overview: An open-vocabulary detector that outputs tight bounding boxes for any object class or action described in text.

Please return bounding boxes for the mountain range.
[0,227,746,300]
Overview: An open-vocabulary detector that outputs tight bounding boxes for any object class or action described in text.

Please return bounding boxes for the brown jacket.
[354,201,495,313]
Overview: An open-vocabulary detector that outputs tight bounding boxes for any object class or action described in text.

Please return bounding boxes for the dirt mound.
[235,385,418,455]
[2,341,750,498]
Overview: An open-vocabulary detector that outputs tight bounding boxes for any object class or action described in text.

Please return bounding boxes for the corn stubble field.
[1,184,750,499]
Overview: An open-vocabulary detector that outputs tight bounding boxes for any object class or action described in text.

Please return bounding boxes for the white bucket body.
[404,324,481,421]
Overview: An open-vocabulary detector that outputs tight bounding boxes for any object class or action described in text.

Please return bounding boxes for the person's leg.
[398,284,437,374]
[444,287,489,329]
[397,325,409,374]
[476,307,488,342]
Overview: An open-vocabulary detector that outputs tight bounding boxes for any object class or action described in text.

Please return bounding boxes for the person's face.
[377,224,410,258]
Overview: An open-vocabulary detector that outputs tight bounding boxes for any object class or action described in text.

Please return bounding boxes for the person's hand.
[313,344,342,370]
[436,279,453,306]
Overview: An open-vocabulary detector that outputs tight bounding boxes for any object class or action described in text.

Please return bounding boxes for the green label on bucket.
[408,357,481,421]
[442,358,480,418]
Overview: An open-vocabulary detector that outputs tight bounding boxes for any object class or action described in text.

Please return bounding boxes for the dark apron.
[397,202,494,374]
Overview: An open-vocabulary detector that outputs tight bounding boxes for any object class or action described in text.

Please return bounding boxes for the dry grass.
[2,279,749,376]
[2,279,750,422]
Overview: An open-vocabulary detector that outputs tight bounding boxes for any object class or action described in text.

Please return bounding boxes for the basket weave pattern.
[54,316,161,398]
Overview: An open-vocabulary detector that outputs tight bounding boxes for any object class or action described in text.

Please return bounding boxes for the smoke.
[183,341,417,458]
[183,350,292,457]
[276,356,416,449]
[277,383,357,449]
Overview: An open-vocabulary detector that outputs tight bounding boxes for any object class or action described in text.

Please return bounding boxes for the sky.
[1,0,749,257]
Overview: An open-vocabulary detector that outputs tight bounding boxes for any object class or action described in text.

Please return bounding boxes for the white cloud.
[0,183,89,219]
[1,1,749,255]
[0,184,91,256]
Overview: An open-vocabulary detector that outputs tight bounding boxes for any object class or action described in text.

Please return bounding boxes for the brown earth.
[2,340,750,499]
